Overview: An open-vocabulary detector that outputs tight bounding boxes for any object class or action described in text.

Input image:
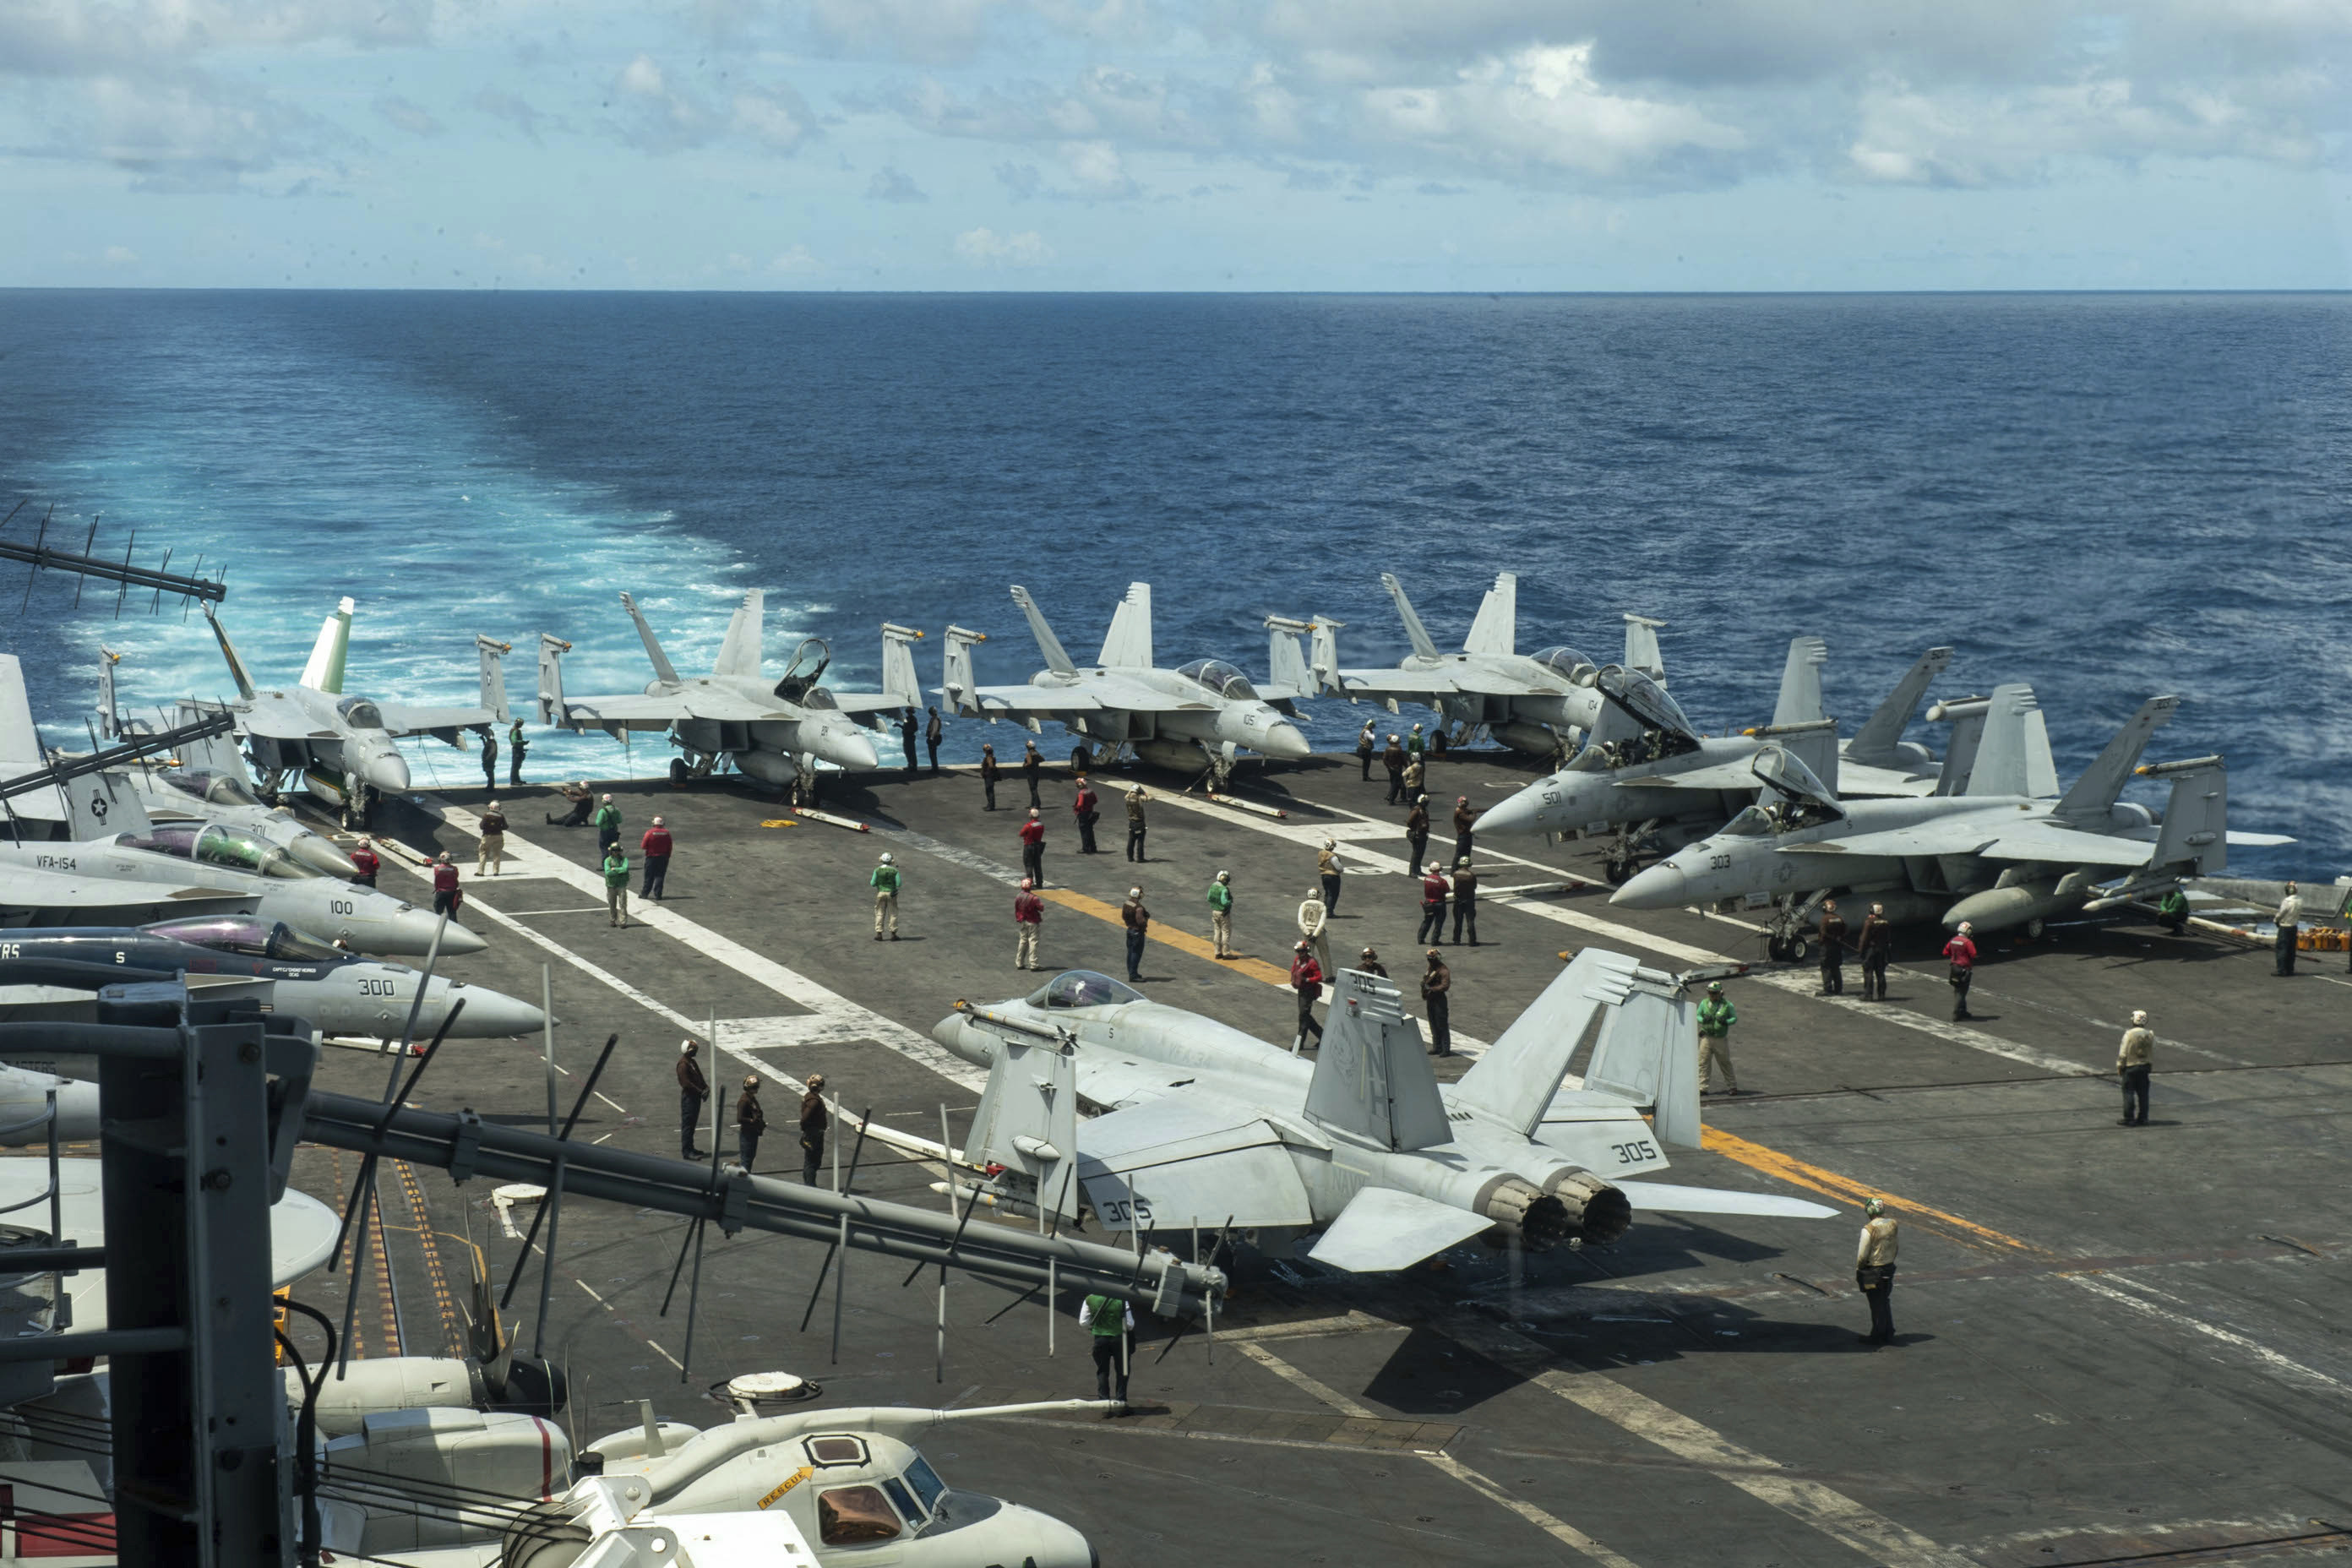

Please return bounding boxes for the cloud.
[101,245,136,264]
[609,55,816,157]
[374,95,443,137]
[953,226,1054,265]
[994,160,1043,198]
[771,244,823,272]
[867,165,928,201]
[732,84,814,152]
[1059,139,1139,198]
[472,88,557,144]
[63,73,333,191]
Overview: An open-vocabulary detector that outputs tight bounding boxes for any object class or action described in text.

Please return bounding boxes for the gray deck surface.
[284,747,2352,1567]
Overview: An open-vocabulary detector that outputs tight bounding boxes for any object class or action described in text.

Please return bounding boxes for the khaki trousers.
[476,832,504,875]
[874,890,898,935]
[607,885,629,928]
[1211,910,1233,956]
[1698,1032,1737,1092]
[1015,923,1040,969]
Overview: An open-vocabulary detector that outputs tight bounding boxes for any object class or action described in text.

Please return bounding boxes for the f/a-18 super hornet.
[930,954,1832,1273]
[201,596,512,826]
[1300,571,1669,759]
[541,591,920,794]
[1474,637,1953,880]
[1611,686,2294,937]
[0,916,542,1038]
[940,583,1310,785]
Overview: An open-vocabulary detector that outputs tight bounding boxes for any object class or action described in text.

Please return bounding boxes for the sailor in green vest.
[602,845,631,929]
[1696,980,1739,1094]
[1078,1290,1134,1413]
[2156,885,2190,935]
[869,852,901,941]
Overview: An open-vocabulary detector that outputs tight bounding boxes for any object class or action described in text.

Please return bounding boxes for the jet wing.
[235,694,334,743]
[962,683,1110,716]
[0,865,260,924]
[1075,1096,1313,1229]
[823,689,907,716]
[376,702,499,737]
[1306,1187,1492,1272]
[1835,760,1941,798]
[1329,667,1462,699]
[1613,1180,1839,1220]
[559,691,795,727]
[1977,827,2156,868]
[1779,824,2000,858]
[1620,757,1767,792]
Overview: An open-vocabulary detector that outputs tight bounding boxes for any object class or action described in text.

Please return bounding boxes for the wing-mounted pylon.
[1304,970,1451,1151]
[297,597,354,694]
[1096,583,1152,670]
[713,590,765,680]
[1462,573,1516,656]
[1008,587,1078,676]
[941,626,988,716]
[1379,574,1443,662]
[618,592,682,685]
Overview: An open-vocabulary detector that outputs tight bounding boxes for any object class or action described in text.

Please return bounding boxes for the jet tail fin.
[1304,971,1451,1152]
[1264,616,1313,697]
[1963,684,2039,798]
[943,626,987,715]
[297,597,354,694]
[476,636,512,725]
[172,700,250,779]
[879,623,923,708]
[1582,977,1701,1150]
[95,647,122,743]
[0,655,43,778]
[2146,756,2230,875]
[1462,573,1516,656]
[617,592,682,684]
[1096,582,1153,669]
[2054,695,2180,826]
[201,606,259,703]
[1771,635,1829,728]
[966,1030,1081,1224]
[1847,646,1952,766]
[1309,618,1342,694]
[1451,950,1635,1139]
[68,767,148,839]
[1379,574,1442,662]
[536,634,571,727]
[1621,614,1668,682]
[1009,586,1078,676]
[713,590,764,679]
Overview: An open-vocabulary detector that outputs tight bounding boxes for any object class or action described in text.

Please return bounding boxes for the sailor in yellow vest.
[1856,1197,1900,1347]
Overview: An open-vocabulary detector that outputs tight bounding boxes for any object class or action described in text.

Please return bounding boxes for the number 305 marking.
[1099,1198,1153,1225]
[1612,1140,1658,1164]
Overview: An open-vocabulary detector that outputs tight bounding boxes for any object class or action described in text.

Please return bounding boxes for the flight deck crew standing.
[1857,902,1892,1000]
[1125,786,1149,862]
[1855,1197,1900,1346]
[479,729,498,792]
[1382,736,1407,803]
[1021,741,1044,807]
[1298,885,1331,978]
[350,838,380,889]
[594,794,621,856]
[1817,898,1848,995]
[430,852,463,918]
[640,816,672,901]
[2117,1010,2155,1126]
[1015,878,1045,969]
[925,707,944,773]
[1451,798,1477,865]
[1401,755,1426,802]
[1020,808,1047,887]
[602,845,630,928]
[1696,981,1738,1093]
[1942,922,1979,1019]
[1450,859,1479,945]
[2275,881,2302,976]
[1420,950,1451,1055]
[870,852,901,939]
[977,743,999,810]
[1416,864,1450,945]
[1073,776,1101,854]
[735,1075,765,1170]
[508,720,527,787]
[800,1075,829,1184]
[1356,722,1377,781]
[1404,797,1432,878]
[677,1040,709,1159]
[1207,870,1234,959]
[1080,1291,1134,1409]
[1289,941,1325,1051]
[1316,838,1342,915]
[1406,722,1425,760]
[477,801,508,877]
[1121,888,1149,983]
[900,710,919,774]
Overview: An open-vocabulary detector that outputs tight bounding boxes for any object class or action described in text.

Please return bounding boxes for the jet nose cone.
[824,727,880,771]
[363,752,411,794]
[447,983,546,1037]
[1611,862,1686,909]
[1259,721,1311,761]
[435,917,489,956]
[287,834,360,879]
[1478,785,1544,838]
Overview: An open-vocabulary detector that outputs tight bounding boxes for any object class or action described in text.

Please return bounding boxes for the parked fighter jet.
[1304,571,1668,758]
[0,917,542,1037]
[1475,638,1952,880]
[541,591,919,791]
[932,954,1833,1273]
[199,597,511,826]
[1611,687,2293,936]
[941,583,1311,786]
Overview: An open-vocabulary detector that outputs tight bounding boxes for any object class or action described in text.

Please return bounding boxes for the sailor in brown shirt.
[1420,949,1453,1056]
[800,1073,830,1184]
[735,1075,766,1172]
[676,1039,709,1159]
[1817,897,1848,995]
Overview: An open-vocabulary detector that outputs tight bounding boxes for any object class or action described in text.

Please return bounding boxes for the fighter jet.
[1304,571,1669,758]
[940,583,1311,786]
[0,916,542,1038]
[199,597,512,826]
[540,591,917,790]
[931,954,1833,1274]
[1473,637,1953,880]
[1611,686,2293,936]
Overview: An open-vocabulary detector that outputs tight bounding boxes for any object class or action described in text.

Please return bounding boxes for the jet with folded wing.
[929,953,1833,1275]
[939,582,1310,787]
[1611,685,2294,936]
[1304,570,1668,759]
[540,591,913,794]
[198,597,511,826]
[1473,636,1955,879]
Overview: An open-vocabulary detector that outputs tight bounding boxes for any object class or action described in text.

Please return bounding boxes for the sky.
[3,0,2349,291]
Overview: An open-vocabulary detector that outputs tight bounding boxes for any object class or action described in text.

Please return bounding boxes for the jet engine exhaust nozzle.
[1545,1168,1633,1244]
[1476,1175,1574,1252]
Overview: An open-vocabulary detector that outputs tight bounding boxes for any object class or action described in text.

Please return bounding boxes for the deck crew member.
[1450,797,1477,865]
[2156,885,2190,934]
[1020,808,1047,887]
[2275,881,2302,976]
[602,844,630,928]
[1416,863,1450,946]
[1208,870,1234,959]
[1358,947,1388,978]
[1856,1198,1899,1346]
[1021,741,1044,808]
[1316,838,1342,915]
[1402,754,1426,802]
[979,743,1000,810]
[1381,736,1407,803]
[1073,776,1101,855]
[1297,884,1331,977]
[547,781,592,826]
[1125,786,1149,862]
[1404,796,1431,878]
[1818,898,1848,995]
[924,706,944,773]
[479,728,498,792]
[1079,1291,1134,1410]
[1943,922,1978,1020]
[735,1075,765,1171]
[1122,887,1150,983]
[1696,980,1738,1093]
[1450,858,1479,946]
[2117,1010,2154,1126]
[430,852,463,919]
[1289,940,1325,1051]
[507,719,527,787]
[870,852,901,940]
[640,816,672,901]
[1857,902,1892,1000]
[593,793,622,855]
[1420,950,1451,1056]
[477,801,508,877]
[1356,722,1377,781]
[349,837,380,890]
[899,709,919,774]
[677,1040,709,1159]
[800,1074,829,1184]
[1405,722,1425,760]
[1015,878,1044,970]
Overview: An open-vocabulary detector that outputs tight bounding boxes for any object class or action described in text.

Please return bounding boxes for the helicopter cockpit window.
[817,1486,901,1545]
[804,1435,868,1467]
[901,1453,947,1517]
[1027,971,1144,1010]
[335,698,385,730]
[879,1477,927,1527]
[1721,805,1774,838]
[1175,659,1258,701]
[1533,646,1596,684]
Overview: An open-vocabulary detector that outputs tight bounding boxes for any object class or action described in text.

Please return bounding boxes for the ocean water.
[0,291,2343,877]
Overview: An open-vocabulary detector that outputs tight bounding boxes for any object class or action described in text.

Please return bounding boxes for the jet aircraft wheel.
[1070,743,1093,772]
[1603,859,1633,886]
[1786,936,1810,963]
[1766,936,1788,962]
[2025,918,2045,939]
[668,758,691,786]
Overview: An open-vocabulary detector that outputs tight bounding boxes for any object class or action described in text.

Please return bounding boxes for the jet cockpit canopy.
[1532,646,1597,685]
[1176,660,1258,701]
[1597,668,1693,738]
[145,915,349,961]
[1027,970,1144,1010]
[335,697,385,730]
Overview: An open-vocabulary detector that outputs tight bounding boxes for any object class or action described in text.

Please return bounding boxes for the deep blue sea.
[0,291,2343,878]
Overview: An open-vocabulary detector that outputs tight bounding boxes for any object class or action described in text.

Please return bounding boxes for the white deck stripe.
[2066,1274,2352,1396]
